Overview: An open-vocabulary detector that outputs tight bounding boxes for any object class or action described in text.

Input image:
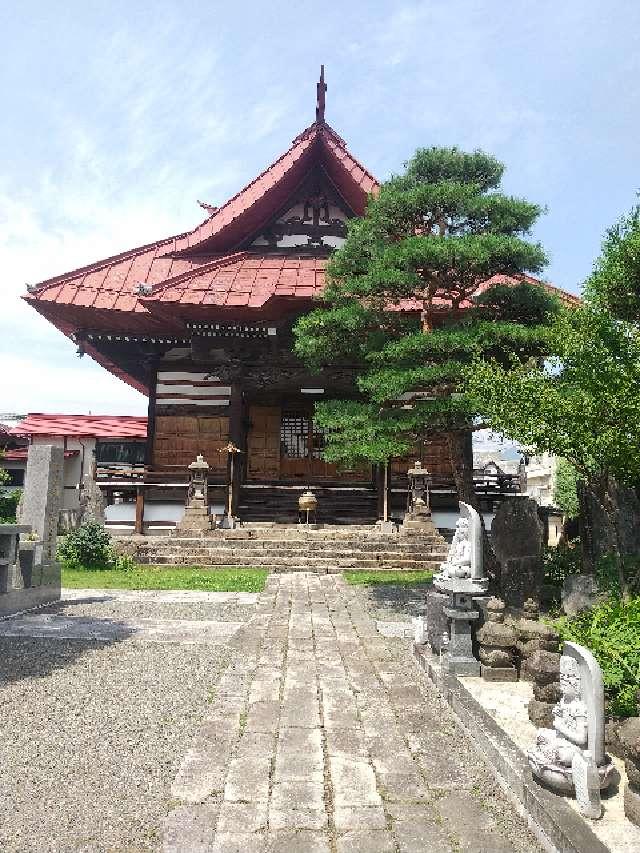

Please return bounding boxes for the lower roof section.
[11,414,148,440]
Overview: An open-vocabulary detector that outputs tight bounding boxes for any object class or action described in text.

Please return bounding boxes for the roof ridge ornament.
[316,64,327,124]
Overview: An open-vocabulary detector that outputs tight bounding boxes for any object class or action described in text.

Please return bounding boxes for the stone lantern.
[403,461,436,533]
[175,454,212,534]
[188,454,210,506]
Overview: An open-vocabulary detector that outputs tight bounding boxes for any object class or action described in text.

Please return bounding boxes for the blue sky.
[1,1,639,416]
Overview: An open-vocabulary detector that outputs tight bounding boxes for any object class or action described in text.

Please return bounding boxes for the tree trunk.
[590,475,630,600]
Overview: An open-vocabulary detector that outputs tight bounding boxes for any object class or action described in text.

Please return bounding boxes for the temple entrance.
[247,404,339,481]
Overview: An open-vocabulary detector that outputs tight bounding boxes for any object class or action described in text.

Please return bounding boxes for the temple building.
[24,70,577,533]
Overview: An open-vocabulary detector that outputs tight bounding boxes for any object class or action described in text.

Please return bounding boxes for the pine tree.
[294,146,555,507]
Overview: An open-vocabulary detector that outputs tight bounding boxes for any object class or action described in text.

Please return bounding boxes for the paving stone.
[271,780,325,811]
[377,770,430,802]
[161,803,220,852]
[435,791,497,840]
[275,727,324,782]
[333,805,387,831]
[210,832,267,853]
[246,700,280,733]
[163,573,542,853]
[336,830,397,853]
[394,820,453,853]
[265,830,331,853]
[329,755,382,807]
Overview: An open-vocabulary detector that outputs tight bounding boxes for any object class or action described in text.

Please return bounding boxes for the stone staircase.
[116,525,449,574]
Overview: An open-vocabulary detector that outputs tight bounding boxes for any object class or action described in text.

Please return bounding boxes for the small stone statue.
[433,503,486,590]
[528,642,615,818]
[477,598,517,681]
[434,503,488,676]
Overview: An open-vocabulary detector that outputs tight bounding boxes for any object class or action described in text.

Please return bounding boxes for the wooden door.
[247,406,281,480]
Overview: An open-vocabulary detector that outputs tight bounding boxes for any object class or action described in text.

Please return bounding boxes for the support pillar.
[135,485,145,535]
[228,384,244,517]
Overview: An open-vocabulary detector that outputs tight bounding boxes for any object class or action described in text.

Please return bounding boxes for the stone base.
[175,504,212,535]
[481,664,518,682]
[446,654,481,677]
[402,516,438,535]
[426,590,449,653]
[625,786,640,827]
[0,583,60,618]
[376,520,398,534]
[528,698,555,728]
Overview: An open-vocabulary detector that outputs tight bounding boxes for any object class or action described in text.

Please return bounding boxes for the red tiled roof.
[11,414,148,439]
[2,448,79,461]
[141,252,326,316]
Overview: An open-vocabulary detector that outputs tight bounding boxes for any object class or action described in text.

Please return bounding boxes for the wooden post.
[228,384,244,516]
[383,460,389,523]
[135,485,145,535]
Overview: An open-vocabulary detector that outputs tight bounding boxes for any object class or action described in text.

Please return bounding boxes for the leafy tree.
[467,306,640,598]
[294,146,552,509]
[587,204,640,322]
[553,458,580,519]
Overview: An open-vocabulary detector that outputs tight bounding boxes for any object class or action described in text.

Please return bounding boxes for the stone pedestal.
[443,588,481,677]
[425,590,449,653]
[477,597,517,682]
[175,500,212,535]
[527,649,561,727]
[516,598,560,681]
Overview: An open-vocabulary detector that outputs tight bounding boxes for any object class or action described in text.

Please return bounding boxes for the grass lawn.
[343,570,433,586]
[62,565,268,592]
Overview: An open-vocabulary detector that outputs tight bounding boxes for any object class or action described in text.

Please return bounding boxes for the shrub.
[543,539,582,588]
[58,521,113,569]
[555,595,640,717]
[0,488,21,523]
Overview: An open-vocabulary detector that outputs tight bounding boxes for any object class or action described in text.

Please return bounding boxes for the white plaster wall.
[31,436,95,510]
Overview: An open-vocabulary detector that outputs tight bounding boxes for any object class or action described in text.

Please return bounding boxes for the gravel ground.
[351,582,430,623]
[39,596,256,624]
[0,599,246,853]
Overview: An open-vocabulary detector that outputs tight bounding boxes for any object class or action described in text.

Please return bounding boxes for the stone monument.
[434,502,489,676]
[175,455,212,535]
[528,641,615,818]
[78,454,106,526]
[2,444,62,616]
[492,497,544,608]
[477,597,517,681]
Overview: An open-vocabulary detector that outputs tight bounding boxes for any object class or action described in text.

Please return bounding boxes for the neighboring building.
[22,71,578,530]
[8,414,147,522]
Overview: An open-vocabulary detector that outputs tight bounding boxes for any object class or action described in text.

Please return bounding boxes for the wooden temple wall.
[150,370,232,473]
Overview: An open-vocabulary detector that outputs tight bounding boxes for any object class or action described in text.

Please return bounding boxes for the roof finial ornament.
[316,65,327,124]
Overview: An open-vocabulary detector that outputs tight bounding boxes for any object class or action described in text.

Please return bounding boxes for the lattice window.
[280,411,309,459]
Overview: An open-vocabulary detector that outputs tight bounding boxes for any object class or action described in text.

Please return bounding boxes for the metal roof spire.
[316,65,327,124]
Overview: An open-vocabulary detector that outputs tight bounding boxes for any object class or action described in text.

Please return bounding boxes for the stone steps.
[116,525,448,574]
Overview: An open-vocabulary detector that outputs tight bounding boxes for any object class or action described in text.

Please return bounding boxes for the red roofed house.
[22,70,577,532]
[7,415,147,527]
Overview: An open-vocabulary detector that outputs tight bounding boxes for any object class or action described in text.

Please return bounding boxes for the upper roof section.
[24,93,379,335]
[11,414,148,439]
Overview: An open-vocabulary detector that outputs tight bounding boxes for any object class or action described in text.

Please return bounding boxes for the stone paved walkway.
[164,574,542,853]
